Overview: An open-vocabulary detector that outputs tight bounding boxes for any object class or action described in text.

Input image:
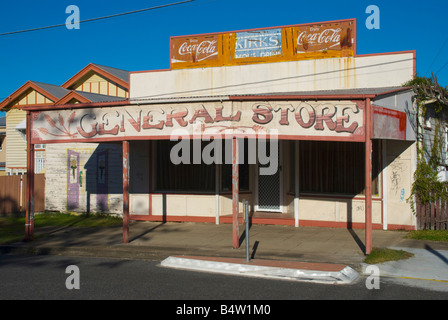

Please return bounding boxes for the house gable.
[56,91,92,105]
[0,81,61,110]
[62,63,129,99]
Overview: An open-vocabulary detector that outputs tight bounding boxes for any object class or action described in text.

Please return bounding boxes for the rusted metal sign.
[170,35,219,64]
[294,20,354,59]
[234,28,282,59]
[170,19,356,69]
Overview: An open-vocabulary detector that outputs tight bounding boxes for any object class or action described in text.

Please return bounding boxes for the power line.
[435,59,448,75]
[0,0,195,36]
[425,36,448,75]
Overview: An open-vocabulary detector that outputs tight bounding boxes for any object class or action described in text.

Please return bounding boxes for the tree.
[404,74,448,208]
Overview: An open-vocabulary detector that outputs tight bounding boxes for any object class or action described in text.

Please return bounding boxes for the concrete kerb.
[160,255,360,285]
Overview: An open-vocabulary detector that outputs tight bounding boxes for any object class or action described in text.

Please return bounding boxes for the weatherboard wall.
[5,109,27,171]
[73,73,128,98]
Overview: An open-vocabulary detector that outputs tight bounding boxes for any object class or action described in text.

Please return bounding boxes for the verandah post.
[365,98,373,255]
[123,140,130,243]
[294,140,300,227]
[232,137,239,249]
[25,111,35,241]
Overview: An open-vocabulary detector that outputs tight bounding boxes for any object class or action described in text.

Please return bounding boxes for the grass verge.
[364,247,414,264]
[0,212,122,244]
[405,230,448,242]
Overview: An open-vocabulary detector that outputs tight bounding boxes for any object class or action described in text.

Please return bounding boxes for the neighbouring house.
[420,100,448,183]
[8,19,419,253]
[0,64,130,177]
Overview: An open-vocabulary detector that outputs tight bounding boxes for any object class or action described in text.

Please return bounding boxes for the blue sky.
[1,0,447,115]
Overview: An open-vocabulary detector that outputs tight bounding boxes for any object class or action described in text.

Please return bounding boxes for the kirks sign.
[234,28,282,58]
[30,101,364,143]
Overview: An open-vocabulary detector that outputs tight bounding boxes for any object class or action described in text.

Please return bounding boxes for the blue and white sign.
[235,28,282,58]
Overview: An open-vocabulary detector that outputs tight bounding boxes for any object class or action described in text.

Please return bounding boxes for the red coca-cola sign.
[171,35,219,63]
[295,21,353,53]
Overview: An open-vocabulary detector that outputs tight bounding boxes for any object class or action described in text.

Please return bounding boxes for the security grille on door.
[257,141,281,212]
[258,165,281,211]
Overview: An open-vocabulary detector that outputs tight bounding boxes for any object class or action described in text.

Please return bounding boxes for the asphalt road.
[1,254,447,303]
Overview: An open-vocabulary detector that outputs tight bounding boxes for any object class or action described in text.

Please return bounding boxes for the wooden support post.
[365,98,373,255]
[215,161,220,225]
[382,140,388,230]
[294,140,300,228]
[25,112,35,241]
[232,137,239,249]
[123,140,130,244]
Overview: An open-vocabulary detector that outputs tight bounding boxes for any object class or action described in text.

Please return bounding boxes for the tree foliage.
[405,74,448,207]
[404,73,448,113]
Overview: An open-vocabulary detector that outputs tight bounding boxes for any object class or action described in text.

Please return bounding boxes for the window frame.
[153,140,250,194]
[289,140,381,197]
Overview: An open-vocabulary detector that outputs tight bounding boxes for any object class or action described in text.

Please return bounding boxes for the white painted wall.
[45,142,123,214]
[130,52,415,100]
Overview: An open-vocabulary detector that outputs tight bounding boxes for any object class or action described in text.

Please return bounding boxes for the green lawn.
[405,230,448,242]
[364,229,448,264]
[0,212,122,244]
[364,247,414,264]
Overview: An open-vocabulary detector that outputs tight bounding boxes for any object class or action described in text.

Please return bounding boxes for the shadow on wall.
[80,143,123,213]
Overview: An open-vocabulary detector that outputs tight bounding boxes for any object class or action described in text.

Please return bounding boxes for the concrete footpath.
[1,221,448,290]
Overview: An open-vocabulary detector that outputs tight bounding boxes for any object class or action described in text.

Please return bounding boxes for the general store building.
[19,19,417,253]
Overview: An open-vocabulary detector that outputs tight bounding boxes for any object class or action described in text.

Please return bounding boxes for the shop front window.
[154,140,249,193]
[290,140,380,196]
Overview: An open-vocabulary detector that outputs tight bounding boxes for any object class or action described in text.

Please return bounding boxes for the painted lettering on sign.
[171,35,218,63]
[234,29,282,58]
[31,101,364,143]
[295,21,353,55]
[170,19,356,69]
[297,28,343,50]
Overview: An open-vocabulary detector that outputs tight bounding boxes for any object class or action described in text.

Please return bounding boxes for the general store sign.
[30,100,364,143]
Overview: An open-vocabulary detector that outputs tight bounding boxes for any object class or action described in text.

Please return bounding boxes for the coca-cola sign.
[295,21,353,54]
[171,35,218,64]
[169,19,356,69]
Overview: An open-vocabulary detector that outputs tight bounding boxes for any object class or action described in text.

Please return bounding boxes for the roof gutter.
[21,99,130,111]
[130,96,230,105]
[228,94,378,101]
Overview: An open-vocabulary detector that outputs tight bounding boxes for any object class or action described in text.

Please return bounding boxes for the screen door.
[256,140,281,212]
